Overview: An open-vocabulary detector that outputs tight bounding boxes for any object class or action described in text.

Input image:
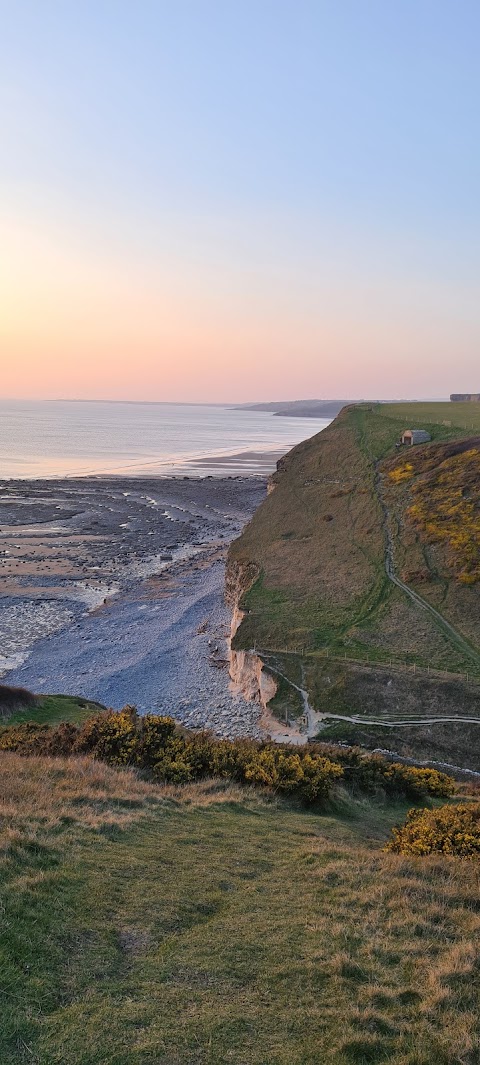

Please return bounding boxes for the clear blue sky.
[1,1,479,400]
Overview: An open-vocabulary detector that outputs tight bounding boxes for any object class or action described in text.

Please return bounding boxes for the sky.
[1,1,479,402]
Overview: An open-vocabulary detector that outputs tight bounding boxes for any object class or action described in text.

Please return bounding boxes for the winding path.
[376,470,480,671]
[250,425,480,746]
[259,659,321,738]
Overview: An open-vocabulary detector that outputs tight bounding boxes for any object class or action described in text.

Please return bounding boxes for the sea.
[0,400,330,479]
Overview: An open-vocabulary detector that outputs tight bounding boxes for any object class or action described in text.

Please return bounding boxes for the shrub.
[378,763,455,800]
[386,803,480,858]
[210,738,259,780]
[153,744,196,784]
[0,721,48,752]
[137,714,177,768]
[73,706,138,765]
[244,749,299,791]
[308,744,455,799]
[0,709,456,808]
[41,721,79,756]
[297,753,343,803]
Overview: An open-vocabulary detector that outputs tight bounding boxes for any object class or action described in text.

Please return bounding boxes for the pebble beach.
[0,475,266,737]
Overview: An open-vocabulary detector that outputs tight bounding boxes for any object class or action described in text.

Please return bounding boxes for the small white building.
[401,429,431,446]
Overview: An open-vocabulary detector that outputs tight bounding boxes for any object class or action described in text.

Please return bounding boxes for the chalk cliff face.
[229,645,277,706]
[224,453,289,709]
[225,558,277,708]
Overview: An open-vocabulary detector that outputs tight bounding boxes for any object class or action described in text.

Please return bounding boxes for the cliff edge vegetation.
[228,402,480,767]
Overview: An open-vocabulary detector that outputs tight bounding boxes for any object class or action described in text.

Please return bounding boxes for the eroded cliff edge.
[225,557,277,709]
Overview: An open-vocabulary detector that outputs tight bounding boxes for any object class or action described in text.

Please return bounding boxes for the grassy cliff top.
[0,689,105,727]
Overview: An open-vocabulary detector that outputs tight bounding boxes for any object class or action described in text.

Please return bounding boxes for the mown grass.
[353,402,480,464]
[380,401,480,437]
[1,754,480,1064]
[3,693,104,727]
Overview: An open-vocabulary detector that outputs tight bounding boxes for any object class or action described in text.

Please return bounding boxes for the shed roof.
[401,429,431,443]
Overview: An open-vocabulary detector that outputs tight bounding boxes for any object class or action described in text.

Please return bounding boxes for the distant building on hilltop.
[450,394,480,402]
[400,429,431,446]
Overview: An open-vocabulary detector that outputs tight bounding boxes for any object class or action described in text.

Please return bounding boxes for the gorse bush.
[386,803,480,858]
[73,706,139,764]
[313,743,456,799]
[0,708,455,806]
[385,442,480,584]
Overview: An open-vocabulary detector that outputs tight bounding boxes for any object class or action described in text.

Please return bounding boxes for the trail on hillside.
[262,657,480,728]
[375,469,480,671]
[259,658,322,739]
[319,712,480,727]
[352,406,480,671]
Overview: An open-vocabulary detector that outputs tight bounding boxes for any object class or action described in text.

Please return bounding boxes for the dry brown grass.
[156,776,274,806]
[0,754,268,847]
[229,413,386,651]
[0,753,164,846]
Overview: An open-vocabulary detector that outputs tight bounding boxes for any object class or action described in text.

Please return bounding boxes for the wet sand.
[0,476,266,736]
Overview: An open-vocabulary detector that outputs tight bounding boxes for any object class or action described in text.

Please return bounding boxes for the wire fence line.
[251,646,480,686]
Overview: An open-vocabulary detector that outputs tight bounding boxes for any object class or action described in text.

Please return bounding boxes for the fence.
[252,646,480,686]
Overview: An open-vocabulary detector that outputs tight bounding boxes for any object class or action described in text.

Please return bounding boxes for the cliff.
[226,556,279,715]
[226,401,480,766]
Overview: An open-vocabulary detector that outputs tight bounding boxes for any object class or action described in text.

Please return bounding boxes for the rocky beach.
[0,475,267,737]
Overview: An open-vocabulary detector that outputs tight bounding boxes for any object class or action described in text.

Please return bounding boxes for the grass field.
[2,753,480,1064]
[2,693,105,727]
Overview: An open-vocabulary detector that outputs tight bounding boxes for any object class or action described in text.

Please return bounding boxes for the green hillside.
[2,752,479,1065]
[228,402,480,762]
[0,693,104,727]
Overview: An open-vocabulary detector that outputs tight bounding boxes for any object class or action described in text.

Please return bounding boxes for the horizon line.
[0,396,454,406]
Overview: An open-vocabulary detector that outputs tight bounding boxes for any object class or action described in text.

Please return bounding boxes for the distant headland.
[234,399,352,418]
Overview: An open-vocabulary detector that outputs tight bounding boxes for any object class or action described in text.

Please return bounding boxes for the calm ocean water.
[0,401,329,479]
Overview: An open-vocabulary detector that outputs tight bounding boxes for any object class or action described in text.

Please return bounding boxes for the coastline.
[0,450,288,481]
[0,474,267,737]
[0,398,330,480]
